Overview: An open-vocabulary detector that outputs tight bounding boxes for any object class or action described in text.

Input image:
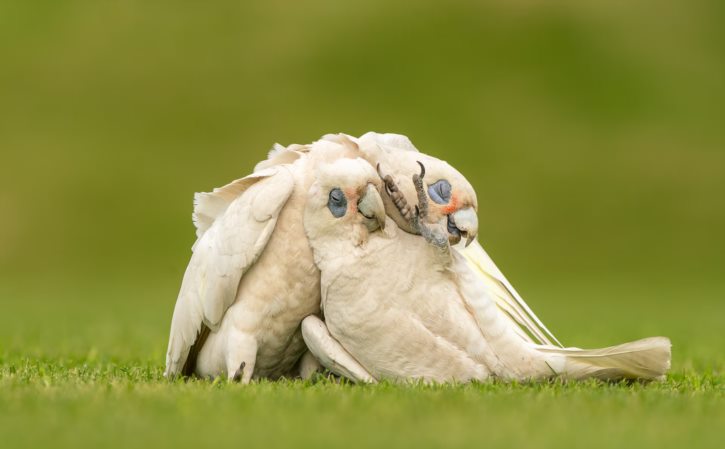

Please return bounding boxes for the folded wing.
[164,166,296,376]
[457,240,563,347]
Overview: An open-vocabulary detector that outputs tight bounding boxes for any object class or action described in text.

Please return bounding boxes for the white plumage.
[165,138,363,381]
[166,131,671,383]
[301,149,671,383]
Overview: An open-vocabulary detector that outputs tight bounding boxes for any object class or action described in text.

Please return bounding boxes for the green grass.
[1,0,724,448]
[1,357,722,449]
[0,353,721,448]
[1,278,722,449]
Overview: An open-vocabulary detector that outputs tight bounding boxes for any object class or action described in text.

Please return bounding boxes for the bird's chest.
[250,268,320,373]
[237,209,321,377]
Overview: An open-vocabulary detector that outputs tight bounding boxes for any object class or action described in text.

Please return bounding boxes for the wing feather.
[456,240,563,347]
[165,166,296,376]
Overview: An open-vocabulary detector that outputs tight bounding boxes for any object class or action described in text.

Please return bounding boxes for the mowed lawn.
[1,277,722,449]
[1,1,724,448]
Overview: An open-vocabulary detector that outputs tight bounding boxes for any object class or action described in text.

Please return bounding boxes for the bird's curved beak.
[358,183,386,232]
[448,207,478,247]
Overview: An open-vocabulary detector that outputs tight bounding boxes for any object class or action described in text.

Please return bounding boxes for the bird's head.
[418,155,478,246]
[304,158,386,250]
[321,132,480,246]
[377,152,479,247]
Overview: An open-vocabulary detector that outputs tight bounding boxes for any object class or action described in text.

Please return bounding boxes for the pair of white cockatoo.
[165,132,671,383]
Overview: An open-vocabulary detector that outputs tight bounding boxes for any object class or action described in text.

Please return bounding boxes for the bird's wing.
[165,166,296,376]
[455,240,563,347]
[253,143,307,172]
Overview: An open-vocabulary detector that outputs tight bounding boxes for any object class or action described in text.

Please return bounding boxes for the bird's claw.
[232,361,246,382]
[378,162,448,249]
[377,163,414,221]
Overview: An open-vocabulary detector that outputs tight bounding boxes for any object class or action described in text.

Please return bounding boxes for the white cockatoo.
[301,159,672,382]
[277,132,561,348]
[164,136,386,381]
[167,130,670,383]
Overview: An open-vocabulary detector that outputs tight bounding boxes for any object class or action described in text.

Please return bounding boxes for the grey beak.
[358,183,386,232]
[451,207,478,247]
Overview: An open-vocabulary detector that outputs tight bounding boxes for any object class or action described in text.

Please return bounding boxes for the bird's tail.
[457,241,671,381]
[537,336,672,381]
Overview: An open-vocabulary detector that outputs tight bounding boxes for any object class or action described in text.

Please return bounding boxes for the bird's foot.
[232,361,246,382]
[377,163,414,222]
[377,162,449,249]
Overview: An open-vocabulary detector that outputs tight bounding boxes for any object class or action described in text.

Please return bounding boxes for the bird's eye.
[428,180,452,204]
[328,188,348,218]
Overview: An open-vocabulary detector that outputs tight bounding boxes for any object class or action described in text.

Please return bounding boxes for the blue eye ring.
[428,179,452,205]
[328,188,348,218]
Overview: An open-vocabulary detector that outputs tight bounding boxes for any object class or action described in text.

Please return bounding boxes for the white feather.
[457,240,563,347]
[536,337,672,380]
[165,166,295,376]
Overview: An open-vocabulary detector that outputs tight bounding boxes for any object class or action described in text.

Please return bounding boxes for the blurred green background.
[0,0,723,447]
